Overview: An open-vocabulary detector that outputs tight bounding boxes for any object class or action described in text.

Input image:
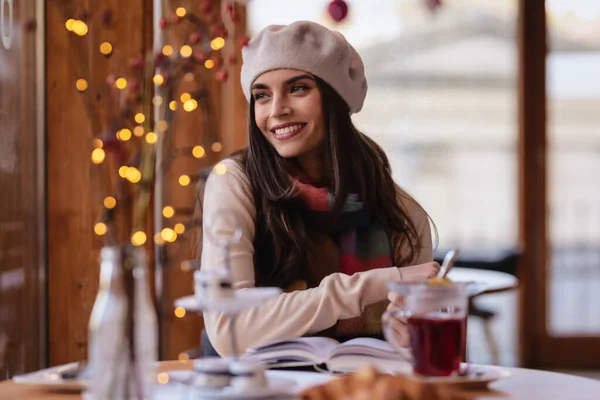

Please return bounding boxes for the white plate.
[175,287,282,313]
[12,362,90,391]
[164,369,325,399]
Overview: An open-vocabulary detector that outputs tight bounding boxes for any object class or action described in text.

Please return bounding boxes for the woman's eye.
[253,92,267,101]
[291,85,309,93]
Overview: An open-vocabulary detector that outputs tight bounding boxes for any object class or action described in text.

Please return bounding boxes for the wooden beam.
[517,0,547,368]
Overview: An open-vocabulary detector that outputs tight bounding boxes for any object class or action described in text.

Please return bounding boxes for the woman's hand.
[384,292,410,348]
[398,261,440,282]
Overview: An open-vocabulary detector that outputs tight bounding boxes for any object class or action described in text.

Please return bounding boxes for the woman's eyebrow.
[252,74,315,91]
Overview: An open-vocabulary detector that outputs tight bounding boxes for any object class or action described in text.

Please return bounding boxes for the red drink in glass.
[408,314,465,377]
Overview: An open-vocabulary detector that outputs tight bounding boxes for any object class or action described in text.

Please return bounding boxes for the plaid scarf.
[294,179,394,275]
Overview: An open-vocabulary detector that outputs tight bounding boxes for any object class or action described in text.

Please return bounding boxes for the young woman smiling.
[197,21,439,357]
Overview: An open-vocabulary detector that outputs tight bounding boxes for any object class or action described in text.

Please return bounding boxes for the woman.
[197,21,439,357]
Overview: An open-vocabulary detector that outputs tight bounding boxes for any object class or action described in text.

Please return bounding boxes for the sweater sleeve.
[200,159,403,356]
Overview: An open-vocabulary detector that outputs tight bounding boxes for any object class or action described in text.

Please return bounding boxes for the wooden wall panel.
[46,0,151,366]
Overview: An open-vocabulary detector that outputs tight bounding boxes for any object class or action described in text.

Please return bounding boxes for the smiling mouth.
[271,123,307,140]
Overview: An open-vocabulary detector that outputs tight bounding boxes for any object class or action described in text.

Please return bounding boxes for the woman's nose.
[270,95,291,119]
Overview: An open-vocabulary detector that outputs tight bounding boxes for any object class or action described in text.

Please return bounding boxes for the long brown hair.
[215,76,428,288]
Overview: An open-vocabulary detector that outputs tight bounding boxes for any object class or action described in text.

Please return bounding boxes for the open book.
[241,337,412,374]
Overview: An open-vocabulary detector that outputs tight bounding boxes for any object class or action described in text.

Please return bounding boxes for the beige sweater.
[201,159,433,356]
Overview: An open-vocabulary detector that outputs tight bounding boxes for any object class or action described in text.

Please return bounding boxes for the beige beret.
[241,21,368,114]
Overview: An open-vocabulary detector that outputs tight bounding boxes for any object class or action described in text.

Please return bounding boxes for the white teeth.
[274,125,302,135]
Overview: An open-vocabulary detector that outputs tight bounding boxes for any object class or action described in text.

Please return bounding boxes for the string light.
[118,166,129,178]
[178,352,189,362]
[204,60,215,69]
[152,96,163,106]
[174,307,186,318]
[133,126,145,137]
[211,142,223,152]
[162,45,174,56]
[145,132,158,144]
[169,101,177,111]
[76,79,88,92]
[131,231,147,246]
[174,223,185,234]
[192,146,205,158]
[115,78,128,89]
[154,233,165,245]
[103,196,117,209]
[180,93,191,102]
[65,19,75,31]
[180,45,193,58]
[100,42,113,56]
[126,167,142,183]
[94,223,108,236]
[91,148,106,164]
[178,175,191,186]
[153,74,164,86]
[72,20,88,36]
[161,228,177,242]
[157,373,169,384]
[156,121,168,132]
[117,128,132,141]
[184,72,195,82]
[93,139,103,149]
[210,37,225,51]
[175,7,187,17]
[162,206,175,218]
[183,100,197,112]
[134,113,145,124]
[214,163,227,175]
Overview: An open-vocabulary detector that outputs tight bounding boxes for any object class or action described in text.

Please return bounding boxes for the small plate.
[164,370,301,399]
[412,364,510,389]
[175,287,282,313]
[12,362,90,391]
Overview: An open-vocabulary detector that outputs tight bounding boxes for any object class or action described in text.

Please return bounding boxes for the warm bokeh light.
[180,92,191,102]
[153,96,163,106]
[162,45,173,56]
[72,20,88,36]
[76,79,88,92]
[133,126,145,137]
[94,222,107,236]
[91,148,106,164]
[126,167,142,183]
[178,352,190,362]
[100,42,113,56]
[204,59,215,69]
[211,142,223,153]
[192,146,205,158]
[145,132,158,144]
[183,100,197,112]
[178,175,191,186]
[157,120,168,132]
[154,233,165,245]
[118,166,129,178]
[169,101,177,111]
[153,74,164,85]
[180,45,193,58]
[162,206,175,218]
[103,196,117,209]
[174,307,186,318]
[134,113,145,124]
[174,223,185,234]
[118,128,132,141]
[214,163,227,175]
[157,373,169,384]
[161,228,177,242]
[176,7,187,17]
[210,37,225,51]
[115,78,128,89]
[65,19,75,31]
[93,139,103,149]
[131,231,147,246]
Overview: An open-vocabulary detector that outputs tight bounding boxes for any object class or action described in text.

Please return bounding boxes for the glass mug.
[382,282,479,377]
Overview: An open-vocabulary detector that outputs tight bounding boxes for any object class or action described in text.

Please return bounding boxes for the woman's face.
[251,69,325,160]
